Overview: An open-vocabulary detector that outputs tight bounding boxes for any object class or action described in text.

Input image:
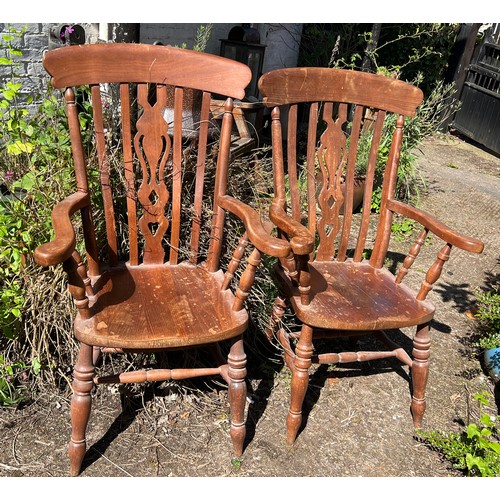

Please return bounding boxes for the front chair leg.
[69,342,95,476]
[286,323,313,445]
[410,322,431,428]
[227,336,247,457]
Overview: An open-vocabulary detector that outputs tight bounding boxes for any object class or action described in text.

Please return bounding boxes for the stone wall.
[0,23,100,107]
[0,23,50,103]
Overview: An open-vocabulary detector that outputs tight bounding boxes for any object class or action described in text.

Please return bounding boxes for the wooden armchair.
[34,43,290,476]
[259,67,485,445]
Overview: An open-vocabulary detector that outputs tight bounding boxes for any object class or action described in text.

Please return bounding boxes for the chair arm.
[388,199,484,253]
[34,191,90,267]
[269,200,315,255]
[218,195,290,258]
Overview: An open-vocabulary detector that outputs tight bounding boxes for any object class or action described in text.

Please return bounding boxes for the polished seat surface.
[76,263,248,349]
[276,260,435,331]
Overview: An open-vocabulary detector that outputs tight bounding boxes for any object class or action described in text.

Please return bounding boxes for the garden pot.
[163,87,217,140]
[483,346,500,382]
[339,176,366,215]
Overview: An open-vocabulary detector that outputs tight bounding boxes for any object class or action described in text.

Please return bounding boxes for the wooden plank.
[190,91,211,264]
[170,86,183,265]
[120,83,139,266]
[287,105,300,221]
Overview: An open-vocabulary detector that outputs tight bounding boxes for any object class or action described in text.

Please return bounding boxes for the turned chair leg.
[69,342,95,476]
[227,335,247,457]
[286,323,313,445]
[410,322,431,428]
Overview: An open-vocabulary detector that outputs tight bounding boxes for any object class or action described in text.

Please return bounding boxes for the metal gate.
[453,41,500,154]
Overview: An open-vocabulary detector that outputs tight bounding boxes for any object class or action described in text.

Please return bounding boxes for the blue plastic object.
[484,347,500,383]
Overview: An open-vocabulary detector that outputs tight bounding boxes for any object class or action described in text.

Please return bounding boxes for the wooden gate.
[452,40,500,154]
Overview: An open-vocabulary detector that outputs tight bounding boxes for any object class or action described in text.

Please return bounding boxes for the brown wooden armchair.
[259,67,485,445]
[34,43,290,476]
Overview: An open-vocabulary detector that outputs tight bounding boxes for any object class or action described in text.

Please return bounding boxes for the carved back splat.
[135,83,171,264]
[315,102,348,260]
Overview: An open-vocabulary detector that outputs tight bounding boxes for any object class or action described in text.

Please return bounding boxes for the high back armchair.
[259,67,484,445]
[34,43,289,475]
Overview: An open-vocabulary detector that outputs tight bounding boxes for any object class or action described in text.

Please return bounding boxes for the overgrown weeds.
[418,391,500,476]
[0,26,94,404]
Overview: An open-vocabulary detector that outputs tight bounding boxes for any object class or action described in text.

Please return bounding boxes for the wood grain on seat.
[76,264,248,349]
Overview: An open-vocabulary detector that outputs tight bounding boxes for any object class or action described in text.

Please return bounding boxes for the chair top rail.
[259,67,423,116]
[43,43,252,99]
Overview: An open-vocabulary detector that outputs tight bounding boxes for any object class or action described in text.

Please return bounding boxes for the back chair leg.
[286,323,314,445]
[227,335,247,457]
[69,342,95,476]
[410,322,431,428]
[266,294,287,341]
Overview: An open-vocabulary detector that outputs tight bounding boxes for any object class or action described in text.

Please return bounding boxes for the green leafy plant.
[0,25,95,402]
[391,216,417,241]
[473,281,500,350]
[0,352,42,406]
[230,457,244,471]
[192,24,213,52]
[316,23,459,96]
[418,392,500,476]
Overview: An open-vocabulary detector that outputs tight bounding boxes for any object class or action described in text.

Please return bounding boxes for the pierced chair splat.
[259,67,485,445]
[34,43,290,476]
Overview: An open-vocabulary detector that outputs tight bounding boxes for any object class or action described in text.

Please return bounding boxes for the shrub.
[0,25,94,403]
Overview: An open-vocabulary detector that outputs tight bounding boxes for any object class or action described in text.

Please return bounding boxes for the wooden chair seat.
[275,260,435,331]
[75,263,248,350]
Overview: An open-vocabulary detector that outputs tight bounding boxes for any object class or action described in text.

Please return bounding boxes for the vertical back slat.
[170,86,183,264]
[65,87,100,276]
[91,84,118,266]
[337,104,364,261]
[287,104,301,222]
[135,83,170,265]
[370,114,405,268]
[207,99,234,272]
[354,109,386,262]
[306,102,319,239]
[189,91,211,264]
[120,83,139,265]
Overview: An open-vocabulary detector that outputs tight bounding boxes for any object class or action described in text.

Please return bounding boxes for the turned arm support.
[389,200,484,300]
[34,191,90,267]
[269,200,315,255]
[218,195,290,258]
[388,199,484,253]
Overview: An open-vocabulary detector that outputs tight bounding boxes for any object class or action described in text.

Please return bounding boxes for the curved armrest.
[388,199,484,253]
[34,191,90,267]
[218,195,290,258]
[269,200,315,255]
